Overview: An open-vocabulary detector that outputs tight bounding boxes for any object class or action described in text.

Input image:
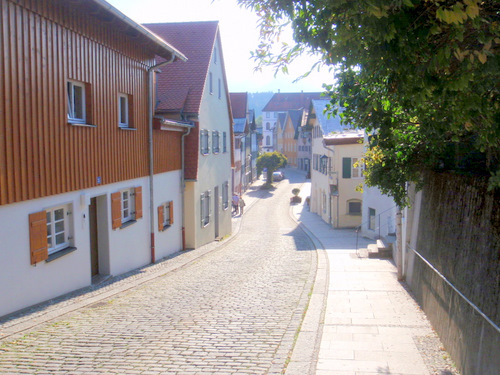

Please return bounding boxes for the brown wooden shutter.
[111,192,122,230]
[169,201,174,225]
[135,187,143,219]
[158,205,164,232]
[29,211,48,265]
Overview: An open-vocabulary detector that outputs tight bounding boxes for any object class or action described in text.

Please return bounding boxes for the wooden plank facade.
[0,0,181,206]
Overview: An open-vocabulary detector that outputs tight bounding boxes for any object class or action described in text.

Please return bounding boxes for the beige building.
[311,130,364,228]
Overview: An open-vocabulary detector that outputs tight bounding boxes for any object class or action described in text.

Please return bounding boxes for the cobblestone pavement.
[0,176,316,374]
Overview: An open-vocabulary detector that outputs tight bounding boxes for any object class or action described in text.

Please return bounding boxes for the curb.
[285,197,330,375]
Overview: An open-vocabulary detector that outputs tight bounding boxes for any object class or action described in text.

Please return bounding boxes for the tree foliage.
[239,0,500,206]
[256,152,287,183]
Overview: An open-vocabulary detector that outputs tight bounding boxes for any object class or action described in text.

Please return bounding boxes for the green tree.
[239,0,500,206]
[257,152,287,184]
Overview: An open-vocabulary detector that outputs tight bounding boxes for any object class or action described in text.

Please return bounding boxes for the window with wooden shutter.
[29,211,48,265]
[169,201,174,225]
[342,157,352,179]
[134,186,143,219]
[158,205,164,232]
[111,192,122,230]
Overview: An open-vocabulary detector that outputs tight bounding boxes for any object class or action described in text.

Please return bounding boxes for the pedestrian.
[239,196,246,215]
[232,193,239,215]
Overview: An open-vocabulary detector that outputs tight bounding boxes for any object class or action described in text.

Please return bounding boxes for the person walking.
[232,194,239,215]
[239,196,246,215]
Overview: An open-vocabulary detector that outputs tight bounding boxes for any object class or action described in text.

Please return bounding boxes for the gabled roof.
[263,92,323,112]
[90,0,186,62]
[287,109,304,133]
[233,118,247,134]
[143,21,219,115]
[229,93,248,119]
[277,113,287,130]
[311,99,351,135]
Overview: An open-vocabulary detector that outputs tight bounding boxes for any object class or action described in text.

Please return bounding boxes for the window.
[214,46,217,64]
[322,192,327,214]
[266,122,270,130]
[46,205,72,254]
[209,72,213,94]
[158,201,174,231]
[201,191,211,227]
[369,208,376,230]
[266,112,270,118]
[222,181,229,210]
[342,157,363,179]
[266,135,271,145]
[111,187,142,229]
[118,93,133,128]
[212,131,220,153]
[348,200,362,215]
[120,188,134,223]
[201,129,209,155]
[223,132,227,153]
[29,204,74,265]
[67,81,86,123]
[218,79,221,99]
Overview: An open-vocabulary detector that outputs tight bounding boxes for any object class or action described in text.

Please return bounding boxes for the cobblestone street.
[0,177,316,374]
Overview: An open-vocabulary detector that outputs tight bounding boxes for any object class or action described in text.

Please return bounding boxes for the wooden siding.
[0,0,181,206]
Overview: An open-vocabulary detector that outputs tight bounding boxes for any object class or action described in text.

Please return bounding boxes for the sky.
[106,0,334,93]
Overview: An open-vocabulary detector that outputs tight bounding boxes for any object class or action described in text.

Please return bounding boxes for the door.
[89,197,99,276]
[214,186,219,239]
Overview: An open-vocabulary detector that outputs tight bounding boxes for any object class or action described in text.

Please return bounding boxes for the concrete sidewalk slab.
[289,171,458,375]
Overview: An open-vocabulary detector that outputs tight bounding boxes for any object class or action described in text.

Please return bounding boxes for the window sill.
[46,246,77,263]
[120,219,137,229]
[347,213,362,216]
[119,126,136,131]
[68,122,97,128]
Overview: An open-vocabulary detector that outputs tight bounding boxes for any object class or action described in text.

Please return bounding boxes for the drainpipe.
[147,56,176,264]
[180,123,193,250]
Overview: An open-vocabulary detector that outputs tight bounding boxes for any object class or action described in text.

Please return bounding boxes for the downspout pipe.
[147,56,176,264]
[181,125,192,250]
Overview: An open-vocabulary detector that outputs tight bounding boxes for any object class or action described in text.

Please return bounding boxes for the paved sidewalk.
[290,179,458,375]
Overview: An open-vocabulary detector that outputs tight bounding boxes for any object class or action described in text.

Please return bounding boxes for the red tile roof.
[144,21,219,115]
[263,92,323,112]
[229,93,248,119]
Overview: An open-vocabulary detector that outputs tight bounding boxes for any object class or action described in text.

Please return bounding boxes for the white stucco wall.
[184,37,232,249]
[361,185,397,240]
[0,171,183,318]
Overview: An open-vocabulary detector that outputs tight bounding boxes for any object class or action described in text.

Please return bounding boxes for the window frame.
[201,191,211,227]
[212,130,220,154]
[200,129,210,155]
[351,157,363,179]
[67,80,86,124]
[369,208,376,230]
[118,93,131,128]
[347,200,362,216]
[120,187,135,224]
[46,204,72,255]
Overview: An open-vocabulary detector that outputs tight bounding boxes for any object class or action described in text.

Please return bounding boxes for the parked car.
[272,171,285,181]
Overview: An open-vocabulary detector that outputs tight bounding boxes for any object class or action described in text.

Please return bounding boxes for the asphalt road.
[0,173,316,374]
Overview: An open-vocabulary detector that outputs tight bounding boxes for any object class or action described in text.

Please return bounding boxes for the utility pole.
[396,209,403,281]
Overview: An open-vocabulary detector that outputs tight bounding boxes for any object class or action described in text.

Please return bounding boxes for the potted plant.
[290,188,302,203]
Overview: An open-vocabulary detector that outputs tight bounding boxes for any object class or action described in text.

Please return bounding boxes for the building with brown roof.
[145,21,234,249]
[262,92,322,153]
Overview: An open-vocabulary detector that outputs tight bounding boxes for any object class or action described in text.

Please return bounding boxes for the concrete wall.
[406,171,500,375]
